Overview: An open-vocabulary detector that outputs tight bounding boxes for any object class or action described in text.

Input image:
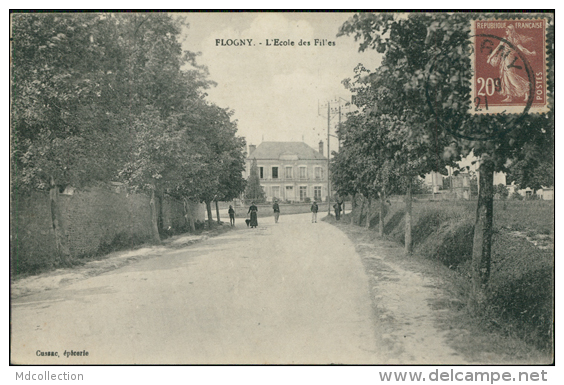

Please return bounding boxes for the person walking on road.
[333,201,342,221]
[272,200,280,223]
[311,200,319,223]
[228,205,235,226]
[248,202,258,228]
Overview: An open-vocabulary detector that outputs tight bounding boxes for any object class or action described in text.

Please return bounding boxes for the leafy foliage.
[495,184,509,200]
[11,13,248,246]
[339,12,554,178]
[338,12,553,275]
[12,13,246,203]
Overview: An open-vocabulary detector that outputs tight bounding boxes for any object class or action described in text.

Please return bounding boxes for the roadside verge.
[10,225,233,300]
[322,215,551,364]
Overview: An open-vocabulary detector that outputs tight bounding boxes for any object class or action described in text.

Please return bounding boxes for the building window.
[299,166,307,180]
[272,186,280,199]
[272,167,278,179]
[314,186,322,201]
[315,167,323,180]
[259,167,264,179]
[285,166,293,179]
[285,186,294,200]
[299,186,307,201]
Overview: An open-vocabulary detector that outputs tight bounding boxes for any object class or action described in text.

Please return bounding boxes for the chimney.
[249,144,257,155]
[318,140,324,155]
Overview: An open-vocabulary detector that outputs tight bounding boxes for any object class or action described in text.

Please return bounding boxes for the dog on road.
[245,219,251,227]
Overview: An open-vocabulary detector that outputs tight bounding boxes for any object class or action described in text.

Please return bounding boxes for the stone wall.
[63,186,154,257]
[10,191,59,274]
[11,185,205,275]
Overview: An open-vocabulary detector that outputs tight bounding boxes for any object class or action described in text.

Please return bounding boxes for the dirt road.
[11,213,381,364]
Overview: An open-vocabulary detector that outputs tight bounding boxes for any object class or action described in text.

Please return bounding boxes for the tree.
[119,109,193,243]
[12,13,230,247]
[339,12,554,303]
[338,24,460,252]
[184,102,247,228]
[208,109,247,224]
[495,184,509,200]
[332,108,401,231]
[110,14,213,242]
[11,13,130,261]
[244,158,265,203]
[505,131,554,191]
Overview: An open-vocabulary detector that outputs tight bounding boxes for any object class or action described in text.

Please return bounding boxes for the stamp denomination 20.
[471,19,548,115]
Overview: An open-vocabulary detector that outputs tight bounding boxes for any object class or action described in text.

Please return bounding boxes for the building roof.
[248,142,326,160]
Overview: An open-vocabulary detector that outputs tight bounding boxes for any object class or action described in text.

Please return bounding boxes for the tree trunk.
[183,198,196,232]
[350,194,356,226]
[379,191,385,237]
[470,159,495,307]
[149,189,161,244]
[405,177,413,254]
[157,190,164,236]
[365,197,371,229]
[189,215,196,232]
[361,195,368,226]
[215,200,221,224]
[205,200,213,229]
[356,196,364,226]
[49,176,71,263]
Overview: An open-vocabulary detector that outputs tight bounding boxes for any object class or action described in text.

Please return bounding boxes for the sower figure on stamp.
[311,200,319,223]
[228,205,235,226]
[248,202,258,228]
[487,25,536,102]
[272,200,280,223]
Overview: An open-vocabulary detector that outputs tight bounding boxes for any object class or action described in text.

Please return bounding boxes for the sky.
[178,12,383,153]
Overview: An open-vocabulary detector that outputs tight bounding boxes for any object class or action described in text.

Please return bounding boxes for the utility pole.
[327,103,331,214]
[318,97,350,215]
[338,104,342,149]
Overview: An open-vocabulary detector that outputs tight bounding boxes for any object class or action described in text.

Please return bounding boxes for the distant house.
[427,166,507,200]
[538,187,554,200]
[424,171,443,193]
[493,172,507,186]
[507,183,554,200]
[450,173,471,200]
[245,141,328,202]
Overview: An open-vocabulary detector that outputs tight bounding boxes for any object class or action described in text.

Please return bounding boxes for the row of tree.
[331,13,554,305]
[11,13,247,259]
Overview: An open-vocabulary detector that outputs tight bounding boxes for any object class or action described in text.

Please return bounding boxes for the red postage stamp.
[471,19,548,114]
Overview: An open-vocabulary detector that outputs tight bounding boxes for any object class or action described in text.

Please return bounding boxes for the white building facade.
[245,141,329,202]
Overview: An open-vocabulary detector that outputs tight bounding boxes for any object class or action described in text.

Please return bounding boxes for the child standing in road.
[311,200,319,223]
[228,205,235,226]
[272,200,280,223]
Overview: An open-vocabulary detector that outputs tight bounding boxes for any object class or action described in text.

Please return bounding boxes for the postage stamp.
[471,19,548,114]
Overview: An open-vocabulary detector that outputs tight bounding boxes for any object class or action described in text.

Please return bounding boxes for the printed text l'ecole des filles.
[215,39,336,47]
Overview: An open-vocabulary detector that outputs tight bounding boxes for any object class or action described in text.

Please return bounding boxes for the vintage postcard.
[10,11,554,373]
